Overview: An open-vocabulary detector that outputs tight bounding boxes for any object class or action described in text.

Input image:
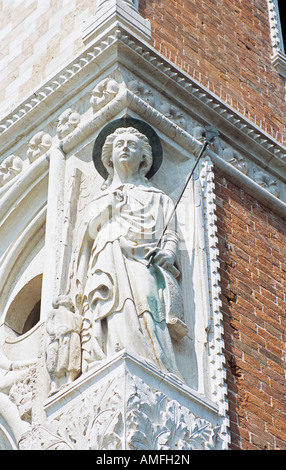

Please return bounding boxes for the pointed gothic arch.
[0,155,48,359]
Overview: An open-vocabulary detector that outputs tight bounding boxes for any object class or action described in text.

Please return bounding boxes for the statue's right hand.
[109,190,127,212]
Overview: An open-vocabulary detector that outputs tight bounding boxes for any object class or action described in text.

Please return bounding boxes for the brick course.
[215,171,286,450]
[140,0,286,448]
[141,0,286,146]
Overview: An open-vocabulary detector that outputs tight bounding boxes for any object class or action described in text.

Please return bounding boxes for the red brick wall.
[140,0,286,449]
[215,172,286,450]
[140,0,286,146]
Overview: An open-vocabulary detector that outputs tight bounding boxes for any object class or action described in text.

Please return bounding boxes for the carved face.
[112,132,143,175]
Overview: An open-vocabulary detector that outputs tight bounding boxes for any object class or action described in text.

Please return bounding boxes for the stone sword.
[147,125,219,268]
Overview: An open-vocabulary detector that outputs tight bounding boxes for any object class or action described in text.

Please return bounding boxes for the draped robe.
[78,182,184,375]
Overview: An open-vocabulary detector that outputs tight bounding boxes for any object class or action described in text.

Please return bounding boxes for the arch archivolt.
[0,158,48,360]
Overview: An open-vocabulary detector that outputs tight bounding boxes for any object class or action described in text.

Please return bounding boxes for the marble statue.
[45,295,82,395]
[77,127,186,376]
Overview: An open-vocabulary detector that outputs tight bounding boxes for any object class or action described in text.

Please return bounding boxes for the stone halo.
[92,117,163,179]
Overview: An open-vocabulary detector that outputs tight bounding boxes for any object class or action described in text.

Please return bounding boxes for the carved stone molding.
[60,87,202,157]
[27,132,52,164]
[0,27,284,159]
[0,26,285,218]
[267,0,286,78]
[127,377,221,450]
[19,351,229,450]
[199,159,227,416]
[90,77,120,112]
[0,155,23,188]
[0,154,48,320]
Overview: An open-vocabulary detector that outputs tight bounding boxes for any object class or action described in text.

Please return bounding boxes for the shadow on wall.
[4,274,42,339]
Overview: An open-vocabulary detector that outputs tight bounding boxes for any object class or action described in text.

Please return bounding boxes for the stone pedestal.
[19,350,227,450]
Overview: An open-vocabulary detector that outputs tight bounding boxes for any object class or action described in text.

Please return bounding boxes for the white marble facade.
[1,0,285,451]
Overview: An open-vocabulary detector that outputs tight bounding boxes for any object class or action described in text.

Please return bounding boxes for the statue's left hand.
[145,247,175,270]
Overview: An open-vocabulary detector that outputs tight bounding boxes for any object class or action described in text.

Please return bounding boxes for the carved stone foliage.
[8,365,37,423]
[159,103,187,130]
[53,381,123,450]
[27,131,52,163]
[19,368,222,450]
[20,375,124,450]
[126,377,221,451]
[255,170,279,198]
[0,154,23,187]
[19,425,73,451]
[57,108,80,140]
[90,78,120,112]
[128,396,219,450]
[0,346,37,449]
[127,79,155,107]
[222,147,249,175]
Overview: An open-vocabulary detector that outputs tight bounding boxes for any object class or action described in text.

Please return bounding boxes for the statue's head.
[101,127,153,188]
